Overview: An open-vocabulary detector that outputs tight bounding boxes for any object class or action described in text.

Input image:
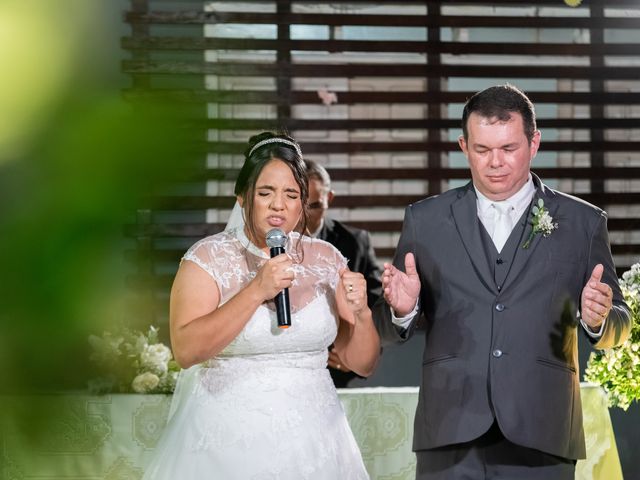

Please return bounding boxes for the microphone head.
[266,228,287,248]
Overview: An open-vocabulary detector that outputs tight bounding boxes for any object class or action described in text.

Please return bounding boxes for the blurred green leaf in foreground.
[0,0,200,395]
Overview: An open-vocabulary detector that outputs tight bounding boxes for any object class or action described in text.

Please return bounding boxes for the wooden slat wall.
[123,0,640,325]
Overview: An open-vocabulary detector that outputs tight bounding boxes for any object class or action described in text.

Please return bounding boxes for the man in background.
[305,160,382,387]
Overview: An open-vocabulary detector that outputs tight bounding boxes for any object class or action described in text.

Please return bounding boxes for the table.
[0,384,622,479]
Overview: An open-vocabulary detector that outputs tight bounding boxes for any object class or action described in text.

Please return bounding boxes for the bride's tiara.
[248,138,302,158]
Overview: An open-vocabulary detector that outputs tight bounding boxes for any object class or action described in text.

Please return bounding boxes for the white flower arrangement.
[522,198,558,249]
[585,263,640,410]
[88,325,180,394]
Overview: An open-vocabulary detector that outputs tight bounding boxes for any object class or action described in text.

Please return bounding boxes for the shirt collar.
[308,218,324,238]
[474,174,536,215]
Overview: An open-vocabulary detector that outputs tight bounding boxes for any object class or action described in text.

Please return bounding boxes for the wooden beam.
[122,89,640,105]
[122,61,640,80]
[122,37,640,56]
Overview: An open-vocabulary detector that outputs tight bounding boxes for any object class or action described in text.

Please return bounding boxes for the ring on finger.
[336,363,341,370]
[347,284,353,293]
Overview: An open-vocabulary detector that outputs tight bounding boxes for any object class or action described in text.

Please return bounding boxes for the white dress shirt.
[474,176,535,249]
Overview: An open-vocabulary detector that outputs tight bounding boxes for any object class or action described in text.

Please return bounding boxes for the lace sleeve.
[310,239,347,291]
[332,247,348,290]
[180,232,250,297]
[181,237,219,282]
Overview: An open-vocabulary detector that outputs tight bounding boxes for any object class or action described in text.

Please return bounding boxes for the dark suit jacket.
[373,174,631,460]
[318,217,382,387]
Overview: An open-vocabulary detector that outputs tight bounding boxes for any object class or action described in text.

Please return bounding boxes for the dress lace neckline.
[235,227,269,259]
[234,227,299,260]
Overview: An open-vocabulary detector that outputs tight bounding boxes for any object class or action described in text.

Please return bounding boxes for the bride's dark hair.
[235,131,309,249]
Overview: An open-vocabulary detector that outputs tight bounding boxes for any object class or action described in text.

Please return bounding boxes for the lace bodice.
[182,228,347,359]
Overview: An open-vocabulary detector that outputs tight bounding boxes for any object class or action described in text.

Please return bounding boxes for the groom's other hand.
[581,263,613,332]
[382,252,421,317]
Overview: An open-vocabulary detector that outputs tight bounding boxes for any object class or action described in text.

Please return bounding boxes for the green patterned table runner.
[0,385,622,480]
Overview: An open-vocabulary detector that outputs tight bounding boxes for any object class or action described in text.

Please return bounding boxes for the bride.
[142,132,380,479]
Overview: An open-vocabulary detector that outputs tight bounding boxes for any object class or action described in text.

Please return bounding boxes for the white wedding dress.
[142,228,369,480]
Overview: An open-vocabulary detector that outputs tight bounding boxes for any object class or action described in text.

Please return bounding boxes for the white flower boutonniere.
[522,198,558,249]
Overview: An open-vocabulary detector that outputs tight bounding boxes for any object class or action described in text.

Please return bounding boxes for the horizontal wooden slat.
[202,141,640,155]
[122,37,640,56]
[128,222,390,238]
[124,217,640,238]
[183,167,640,182]
[124,11,640,29]
[122,60,640,80]
[125,242,640,264]
[198,118,640,130]
[313,0,636,4]
[613,244,640,254]
[123,89,640,106]
[326,167,640,181]
[141,0,640,4]
[126,222,227,237]
[145,193,640,210]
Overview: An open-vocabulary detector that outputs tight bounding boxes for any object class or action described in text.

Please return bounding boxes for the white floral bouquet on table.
[585,263,640,410]
[88,325,180,394]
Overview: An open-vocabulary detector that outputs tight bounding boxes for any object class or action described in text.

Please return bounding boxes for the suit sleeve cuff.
[580,317,606,338]
[391,300,420,330]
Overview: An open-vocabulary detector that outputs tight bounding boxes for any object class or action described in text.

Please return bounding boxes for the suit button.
[492,349,503,358]
[495,303,505,312]
[496,258,504,264]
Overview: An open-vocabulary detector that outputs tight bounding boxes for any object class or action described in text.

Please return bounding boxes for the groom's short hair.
[461,84,537,144]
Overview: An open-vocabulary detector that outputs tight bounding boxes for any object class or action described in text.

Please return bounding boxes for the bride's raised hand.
[251,253,294,302]
[339,269,368,321]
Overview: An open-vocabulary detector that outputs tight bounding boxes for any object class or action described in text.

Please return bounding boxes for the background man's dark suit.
[374,175,631,461]
[318,216,382,308]
[319,216,382,387]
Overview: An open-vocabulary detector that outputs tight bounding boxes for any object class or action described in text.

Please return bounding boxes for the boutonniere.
[522,198,558,249]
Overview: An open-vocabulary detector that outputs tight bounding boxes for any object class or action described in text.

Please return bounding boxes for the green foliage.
[0,96,194,394]
[585,263,640,410]
[0,1,205,396]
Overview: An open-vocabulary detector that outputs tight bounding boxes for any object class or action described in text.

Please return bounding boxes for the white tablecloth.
[0,384,622,479]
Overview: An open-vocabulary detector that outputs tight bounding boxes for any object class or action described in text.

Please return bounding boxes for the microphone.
[265,228,292,329]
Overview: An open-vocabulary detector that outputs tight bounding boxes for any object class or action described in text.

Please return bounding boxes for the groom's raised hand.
[581,263,613,332]
[382,252,421,317]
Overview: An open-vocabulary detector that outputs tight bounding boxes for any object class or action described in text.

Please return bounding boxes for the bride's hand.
[339,269,368,321]
[328,348,352,373]
[251,254,294,302]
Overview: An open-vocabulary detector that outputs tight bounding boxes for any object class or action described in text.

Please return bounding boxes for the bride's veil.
[168,201,245,421]
[224,200,245,231]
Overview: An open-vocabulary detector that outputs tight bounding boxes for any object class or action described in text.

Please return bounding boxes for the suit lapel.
[451,183,497,293]
[501,175,559,292]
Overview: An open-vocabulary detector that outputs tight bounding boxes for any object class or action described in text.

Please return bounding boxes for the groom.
[374,84,631,479]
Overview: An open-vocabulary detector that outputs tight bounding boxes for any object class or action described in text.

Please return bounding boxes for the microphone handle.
[276,288,291,329]
[269,246,292,329]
